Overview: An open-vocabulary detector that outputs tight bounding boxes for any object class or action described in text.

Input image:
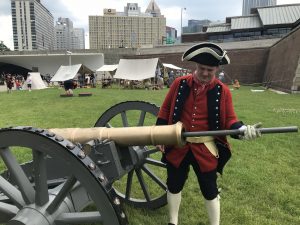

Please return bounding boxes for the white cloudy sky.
[0,0,299,50]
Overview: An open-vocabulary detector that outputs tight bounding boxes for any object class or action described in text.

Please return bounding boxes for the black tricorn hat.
[182,42,230,66]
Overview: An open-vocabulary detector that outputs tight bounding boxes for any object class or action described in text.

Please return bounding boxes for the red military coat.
[158,74,240,172]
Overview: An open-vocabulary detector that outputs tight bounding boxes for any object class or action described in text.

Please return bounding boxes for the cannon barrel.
[49,122,185,146]
[49,123,298,146]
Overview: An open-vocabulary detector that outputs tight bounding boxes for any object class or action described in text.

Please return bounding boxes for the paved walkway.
[0,85,27,92]
[0,85,8,92]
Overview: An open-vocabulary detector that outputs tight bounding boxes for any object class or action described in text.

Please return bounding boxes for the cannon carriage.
[0,101,169,225]
[0,101,298,225]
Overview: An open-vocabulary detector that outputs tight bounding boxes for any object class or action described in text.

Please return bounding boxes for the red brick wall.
[223,48,269,84]
[125,48,269,85]
[263,27,300,92]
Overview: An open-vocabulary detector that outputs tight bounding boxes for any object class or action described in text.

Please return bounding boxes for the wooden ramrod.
[49,122,298,146]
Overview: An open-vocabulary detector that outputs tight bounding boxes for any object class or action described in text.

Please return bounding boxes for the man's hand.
[156,145,165,153]
[239,122,262,140]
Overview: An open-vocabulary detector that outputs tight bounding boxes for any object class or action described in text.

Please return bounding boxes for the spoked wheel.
[94,101,167,209]
[0,127,128,225]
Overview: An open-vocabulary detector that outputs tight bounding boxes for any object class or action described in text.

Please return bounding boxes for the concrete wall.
[0,48,136,76]
[263,26,300,93]
[0,53,104,76]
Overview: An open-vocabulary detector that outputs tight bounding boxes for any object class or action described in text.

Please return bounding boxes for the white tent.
[96,64,118,79]
[50,64,93,82]
[114,58,159,80]
[22,72,47,90]
[96,64,118,72]
[163,63,183,70]
[50,64,82,82]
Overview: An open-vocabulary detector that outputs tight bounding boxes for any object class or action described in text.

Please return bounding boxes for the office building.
[55,18,85,50]
[183,19,211,33]
[166,26,177,44]
[89,1,166,49]
[54,17,73,50]
[243,0,277,15]
[11,0,54,51]
[72,28,85,49]
[182,4,300,43]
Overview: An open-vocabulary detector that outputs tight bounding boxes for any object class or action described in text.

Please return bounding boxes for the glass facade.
[242,0,277,16]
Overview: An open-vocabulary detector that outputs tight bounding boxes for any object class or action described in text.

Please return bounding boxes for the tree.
[0,41,11,52]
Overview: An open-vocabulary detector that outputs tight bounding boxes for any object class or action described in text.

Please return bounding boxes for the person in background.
[218,71,225,82]
[144,79,152,90]
[156,42,261,225]
[27,74,32,92]
[233,79,241,89]
[157,75,164,89]
[90,73,96,88]
[167,70,175,88]
[5,75,14,93]
[63,79,74,95]
[15,79,21,90]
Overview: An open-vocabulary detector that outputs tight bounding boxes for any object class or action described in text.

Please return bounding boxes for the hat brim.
[182,42,230,66]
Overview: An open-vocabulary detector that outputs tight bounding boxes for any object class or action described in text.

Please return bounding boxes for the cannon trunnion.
[0,101,168,225]
[93,101,168,209]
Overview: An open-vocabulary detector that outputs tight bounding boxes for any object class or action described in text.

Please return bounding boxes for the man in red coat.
[156,42,261,225]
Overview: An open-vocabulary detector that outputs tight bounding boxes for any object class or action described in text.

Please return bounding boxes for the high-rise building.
[166,26,177,44]
[11,0,54,51]
[183,19,211,33]
[243,0,277,15]
[89,1,166,49]
[72,28,85,49]
[54,17,73,50]
[54,18,85,50]
[145,0,161,17]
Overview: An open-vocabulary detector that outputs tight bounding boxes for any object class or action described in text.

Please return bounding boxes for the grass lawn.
[0,85,299,225]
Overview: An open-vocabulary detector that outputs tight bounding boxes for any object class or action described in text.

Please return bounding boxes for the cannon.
[0,101,298,225]
[0,101,166,225]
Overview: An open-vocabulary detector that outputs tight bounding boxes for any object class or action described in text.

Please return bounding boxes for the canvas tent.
[96,64,118,79]
[22,72,47,90]
[114,58,159,80]
[96,65,118,73]
[162,63,187,78]
[50,64,92,82]
[163,63,183,70]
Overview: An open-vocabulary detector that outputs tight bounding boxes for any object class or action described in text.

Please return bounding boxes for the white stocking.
[205,195,220,225]
[167,191,182,225]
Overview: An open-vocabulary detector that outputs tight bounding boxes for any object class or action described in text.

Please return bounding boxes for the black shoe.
[168,223,175,225]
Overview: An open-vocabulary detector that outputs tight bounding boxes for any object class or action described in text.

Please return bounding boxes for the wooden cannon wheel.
[94,101,167,209]
[0,127,127,225]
